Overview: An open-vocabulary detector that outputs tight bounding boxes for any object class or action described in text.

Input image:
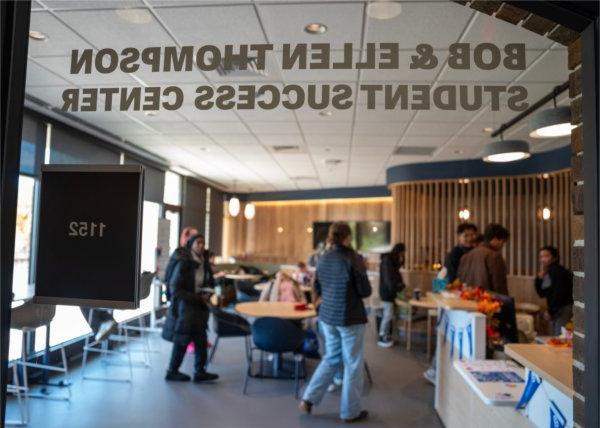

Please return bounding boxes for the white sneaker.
[423,368,436,385]
[377,335,394,348]
[95,320,117,342]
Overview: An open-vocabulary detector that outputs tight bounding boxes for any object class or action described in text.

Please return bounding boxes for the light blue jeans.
[302,321,366,420]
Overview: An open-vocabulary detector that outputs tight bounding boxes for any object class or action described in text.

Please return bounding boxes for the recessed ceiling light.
[367,1,402,20]
[115,8,153,24]
[319,110,333,117]
[453,149,464,154]
[144,110,158,116]
[483,127,494,133]
[29,31,48,41]
[304,23,327,34]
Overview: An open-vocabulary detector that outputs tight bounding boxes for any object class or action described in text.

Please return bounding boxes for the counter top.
[504,343,573,397]
[430,293,479,312]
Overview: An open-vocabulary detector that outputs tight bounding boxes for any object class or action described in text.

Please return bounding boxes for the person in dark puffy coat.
[162,234,218,383]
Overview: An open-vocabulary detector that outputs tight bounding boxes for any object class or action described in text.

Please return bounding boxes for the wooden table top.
[225,273,263,281]
[253,282,312,293]
[504,343,574,397]
[235,301,317,320]
[429,293,480,312]
[407,295,439,309]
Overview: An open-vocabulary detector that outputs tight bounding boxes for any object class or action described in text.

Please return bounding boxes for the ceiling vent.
[270,145,302,153]
[393,146,437,156]
[216,57,268,77]
[291,176,318,181]
[323,159,343,167]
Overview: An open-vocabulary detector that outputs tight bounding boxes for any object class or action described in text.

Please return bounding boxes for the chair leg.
[294,356,301,399]
[208,336,219,365]
[364,361,373,385]
[242,348,252,395]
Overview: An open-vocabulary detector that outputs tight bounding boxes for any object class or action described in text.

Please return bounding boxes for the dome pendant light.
[529,86,575,138]
[244,202,256,220]
[228,180,240,217]
[482,134,530,163]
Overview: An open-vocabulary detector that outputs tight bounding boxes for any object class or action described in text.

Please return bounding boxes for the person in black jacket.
[377,243,406,348]
[442,223,478,283]
[162,234,218,382]
[300,222,371,423]
[534,246,574,336]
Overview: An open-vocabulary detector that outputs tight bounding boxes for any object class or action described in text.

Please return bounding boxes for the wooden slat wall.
[390,170,572,276]
[222,197,392,264]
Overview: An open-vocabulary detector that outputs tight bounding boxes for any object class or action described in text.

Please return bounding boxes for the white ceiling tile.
[464,12,555,49]
[256,134,305,146]
[364,2,472,49]
[304,135,350,146]
[41,1,143,10]
[360,50,441,82]
[351,135,397,146]
[353,121,407,136]
[278,50,360,82]
[259,2,364,46]
[399,136,449,147]
[32,56,137,85]
[156,5,266,48]
[29,11,95,56]
[517,50,569,83]
[56,7,174,50]
[300,121,352,135]
[26,85,72,107]
[197,121,250,134]
[405,121,464,137]
[355,107,413,122]
[26,60,73,87]
[246,121,300,135]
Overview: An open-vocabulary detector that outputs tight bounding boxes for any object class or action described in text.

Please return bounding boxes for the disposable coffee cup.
[413,288,422,301]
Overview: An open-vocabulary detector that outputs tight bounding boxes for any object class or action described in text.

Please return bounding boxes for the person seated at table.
[162,234,218,383]
[457,223,510,295]
[377,242,406,348]
[259,270,306,303]
[438,223,478,283]
[534,246,573,336]
[299,222,371,423]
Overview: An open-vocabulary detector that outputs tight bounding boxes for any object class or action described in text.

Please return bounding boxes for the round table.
[253,282,312,293]
[235,301,316,320]
[225,273,263,281]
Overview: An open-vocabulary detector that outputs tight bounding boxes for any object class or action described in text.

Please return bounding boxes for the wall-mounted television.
[312,221,390,253]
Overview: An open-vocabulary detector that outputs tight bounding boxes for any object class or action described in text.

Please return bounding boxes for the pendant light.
[244,202,255,220]
[528,86,575,138]
[482,134,530,163]
[228,181,240,217]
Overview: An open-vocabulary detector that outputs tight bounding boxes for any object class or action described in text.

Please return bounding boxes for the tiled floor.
[6,318,442,428]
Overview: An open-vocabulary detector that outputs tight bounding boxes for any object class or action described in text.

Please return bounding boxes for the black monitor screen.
[34,165,143,309]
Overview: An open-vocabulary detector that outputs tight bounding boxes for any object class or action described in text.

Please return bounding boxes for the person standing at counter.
[457,223,510,295]
[443,223,478,283]
[534,246,574,336]
[162,234,218,383]
[377,243,406,348]
[299,222,372,423]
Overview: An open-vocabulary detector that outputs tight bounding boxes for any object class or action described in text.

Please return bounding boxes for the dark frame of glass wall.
[1,1,598,426]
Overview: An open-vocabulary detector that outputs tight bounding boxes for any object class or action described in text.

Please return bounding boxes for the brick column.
[568,37,585,428]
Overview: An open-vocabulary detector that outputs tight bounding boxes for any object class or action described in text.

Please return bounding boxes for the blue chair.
[243,317,305,398]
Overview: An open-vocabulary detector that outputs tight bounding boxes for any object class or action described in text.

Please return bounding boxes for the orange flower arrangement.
[457,284,503,341]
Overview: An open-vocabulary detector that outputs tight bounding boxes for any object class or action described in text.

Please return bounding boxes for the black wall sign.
[33,165,144,309]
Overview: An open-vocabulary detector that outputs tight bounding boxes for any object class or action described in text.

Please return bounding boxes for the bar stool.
[6,362,28,426]
[81,272,155,382]
[8,301,71,426]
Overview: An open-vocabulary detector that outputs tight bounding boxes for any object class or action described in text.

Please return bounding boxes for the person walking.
[162,234,218,383]
[299,222,372,423]
[377,243,406,348]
